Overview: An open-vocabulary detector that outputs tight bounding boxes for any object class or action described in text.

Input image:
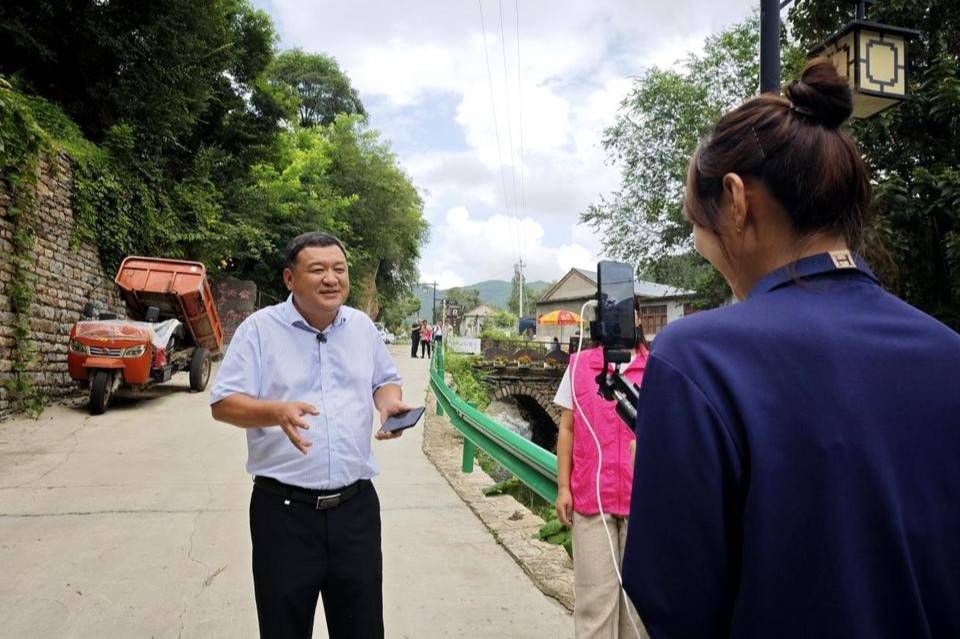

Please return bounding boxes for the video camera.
[589,261,641,430]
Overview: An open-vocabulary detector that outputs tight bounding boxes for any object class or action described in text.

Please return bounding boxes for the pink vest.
[569,346,647,517]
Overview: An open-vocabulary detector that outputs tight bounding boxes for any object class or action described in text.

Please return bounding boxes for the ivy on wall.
[0,78,173,416]
[0,77,51,415]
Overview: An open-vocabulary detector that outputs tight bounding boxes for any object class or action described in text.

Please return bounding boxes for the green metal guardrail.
[429,344,558,503]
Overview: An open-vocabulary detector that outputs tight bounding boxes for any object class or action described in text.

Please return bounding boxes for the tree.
[479,310,519,340]
[379,292,420,332]
[581,16,802,308]
[0,0,280,153]
[0,1,429,326]
[0,0,294,276]
[226,115,428,315]
[322,115,428,318]
[587,5,960,328]
[444,287,482,312]
[788,0,960,328]
[638,253,730,308]
[268,49,366,128]
[227,126,354,294]
[491,309,517,330]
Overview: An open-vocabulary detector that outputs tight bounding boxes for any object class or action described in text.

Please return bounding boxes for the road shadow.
[64,379,203,416]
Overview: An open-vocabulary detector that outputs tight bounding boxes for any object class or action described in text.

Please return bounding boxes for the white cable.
[569,300,643,639]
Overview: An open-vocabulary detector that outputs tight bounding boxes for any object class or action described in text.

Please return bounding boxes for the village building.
[535,268,698,342]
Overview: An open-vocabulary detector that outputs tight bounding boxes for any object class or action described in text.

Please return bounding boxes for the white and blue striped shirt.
[210,296,402,489]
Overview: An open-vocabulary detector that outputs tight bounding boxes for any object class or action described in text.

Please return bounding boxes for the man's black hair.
[284,231,348,269]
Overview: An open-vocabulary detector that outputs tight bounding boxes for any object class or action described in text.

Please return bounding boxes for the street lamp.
[761,0,919,118]
[809,2,920,118]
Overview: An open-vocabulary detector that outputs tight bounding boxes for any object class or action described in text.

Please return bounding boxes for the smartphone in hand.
[380,406,425,434]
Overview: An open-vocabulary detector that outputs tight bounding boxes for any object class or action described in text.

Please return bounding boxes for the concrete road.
[0,345,572,638]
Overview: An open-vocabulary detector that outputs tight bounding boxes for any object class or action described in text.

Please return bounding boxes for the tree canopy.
[581,17,789,308]
[0,0,427,322]
[445,288,482,313]
[268,49,366,127]
[584,4,960,327]
[789,0,960,327]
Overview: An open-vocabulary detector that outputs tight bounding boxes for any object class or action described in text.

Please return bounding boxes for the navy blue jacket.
[622,252,960,639]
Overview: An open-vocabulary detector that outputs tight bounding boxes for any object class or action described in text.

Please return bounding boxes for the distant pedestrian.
[433,323,443,347]
[410,321,421,358]
[420,320,432,358]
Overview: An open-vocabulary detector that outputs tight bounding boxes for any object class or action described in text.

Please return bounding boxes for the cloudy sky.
[253,0,756,288]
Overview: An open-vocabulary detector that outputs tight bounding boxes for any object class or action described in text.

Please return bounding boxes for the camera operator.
[620,59,960,638]
[554,300,650,638]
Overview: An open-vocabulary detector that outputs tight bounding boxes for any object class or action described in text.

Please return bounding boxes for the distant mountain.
[459,279,551,310]
[407,279,552,322]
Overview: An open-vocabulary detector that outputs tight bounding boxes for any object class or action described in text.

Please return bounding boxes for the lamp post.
[760,0,919,117]
[760,0,782,94]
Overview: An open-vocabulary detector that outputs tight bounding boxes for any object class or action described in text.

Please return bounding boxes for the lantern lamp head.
[810,18,920,119]
[810,19,920,118]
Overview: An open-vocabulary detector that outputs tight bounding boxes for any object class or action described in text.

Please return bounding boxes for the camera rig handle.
[595,348,640,431]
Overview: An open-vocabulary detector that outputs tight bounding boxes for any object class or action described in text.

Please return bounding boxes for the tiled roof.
[572,268,695,298]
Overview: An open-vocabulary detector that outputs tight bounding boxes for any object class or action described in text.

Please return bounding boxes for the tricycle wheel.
[90,370,113,415]
[189,348,211,392]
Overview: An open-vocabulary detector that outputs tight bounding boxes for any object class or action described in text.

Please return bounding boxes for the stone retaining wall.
[0,152,124,420]
[213,277,257,345]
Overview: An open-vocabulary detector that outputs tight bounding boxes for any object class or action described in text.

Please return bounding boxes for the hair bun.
[785,57,853,128]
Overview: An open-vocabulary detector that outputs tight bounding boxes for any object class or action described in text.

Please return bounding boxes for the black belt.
[253,475,367,510]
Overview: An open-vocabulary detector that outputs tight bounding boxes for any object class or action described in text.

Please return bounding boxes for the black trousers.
[420,340,431,358]
[410,337,420,358]
[249,480,383,639]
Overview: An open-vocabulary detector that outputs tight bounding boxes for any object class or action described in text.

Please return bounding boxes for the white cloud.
[419,269,465,290]
[256,0,758,285]
[421,205,601,286]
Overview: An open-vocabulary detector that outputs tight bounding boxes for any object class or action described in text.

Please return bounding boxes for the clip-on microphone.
[316,332,327,343]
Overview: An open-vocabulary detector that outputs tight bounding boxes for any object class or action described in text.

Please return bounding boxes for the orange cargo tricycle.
[68,257,224,414]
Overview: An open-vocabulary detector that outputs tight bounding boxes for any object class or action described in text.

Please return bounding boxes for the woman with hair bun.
[620,58,960,639]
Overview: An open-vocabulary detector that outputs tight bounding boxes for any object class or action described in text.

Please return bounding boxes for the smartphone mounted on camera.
[591,260,638,358]
[590,260,641,430]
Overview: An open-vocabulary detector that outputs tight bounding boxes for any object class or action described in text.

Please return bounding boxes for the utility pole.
[515,258,526,318]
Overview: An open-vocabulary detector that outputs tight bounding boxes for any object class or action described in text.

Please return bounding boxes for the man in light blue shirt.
[210,231,412,639]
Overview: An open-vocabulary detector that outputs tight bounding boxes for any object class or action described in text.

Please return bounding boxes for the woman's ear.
[721,173,748,234]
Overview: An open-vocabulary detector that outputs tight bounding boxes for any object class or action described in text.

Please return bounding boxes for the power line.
[514,0,527,258]
[478,0,521,263]
[498,0,521,232]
